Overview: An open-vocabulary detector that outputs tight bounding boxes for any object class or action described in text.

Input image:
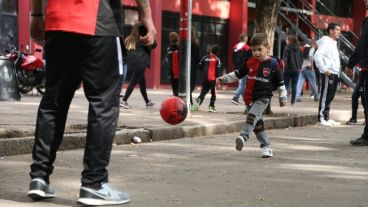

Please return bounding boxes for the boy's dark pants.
[197,80,216,107]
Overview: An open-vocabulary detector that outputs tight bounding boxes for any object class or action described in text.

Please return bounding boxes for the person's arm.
[313,38,330,75]
[347,17,368,69]
[30,0,45,46]
[135,0,156,45]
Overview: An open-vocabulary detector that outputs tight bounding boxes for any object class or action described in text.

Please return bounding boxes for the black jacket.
[348,17,368,70]
[283,44,303,71]
[126,41,157,69]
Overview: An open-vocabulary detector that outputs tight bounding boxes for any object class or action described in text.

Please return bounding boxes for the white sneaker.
[261,146,273,158]
[327,119,340,126]
[320,118,332,126]
[235,136,246,151]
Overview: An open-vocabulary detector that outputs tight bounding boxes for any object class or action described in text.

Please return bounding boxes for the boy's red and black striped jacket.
[167,44,180,79]
[198,54,222,82]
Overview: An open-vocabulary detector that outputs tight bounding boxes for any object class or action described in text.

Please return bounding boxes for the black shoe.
[28,178,55,200]
[346,118,358,125]
[350,137,368,146]
[231,97,240,105]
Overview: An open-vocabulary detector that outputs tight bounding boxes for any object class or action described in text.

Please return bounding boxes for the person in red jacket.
[194,45,222,112]
[29,0,156,205]
[167,32,180,96]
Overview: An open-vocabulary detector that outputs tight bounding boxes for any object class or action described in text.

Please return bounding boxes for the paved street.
[0,124,367,207]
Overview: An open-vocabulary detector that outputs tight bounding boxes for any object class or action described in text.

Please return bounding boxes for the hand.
[140,16,156,46]
[30,16,45,46]
[324,70,332,77]
[216,77,224,85]
[345,66,353,76]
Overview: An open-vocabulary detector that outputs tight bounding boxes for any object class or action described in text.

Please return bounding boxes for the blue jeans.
[296,68,319,99]
[234,76,247,99]
[284,70,300,104]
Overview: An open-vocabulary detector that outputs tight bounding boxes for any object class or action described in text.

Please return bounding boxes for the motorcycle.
[3,36,46,95]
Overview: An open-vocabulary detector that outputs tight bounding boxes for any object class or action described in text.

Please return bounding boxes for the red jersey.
[45,0,122,36]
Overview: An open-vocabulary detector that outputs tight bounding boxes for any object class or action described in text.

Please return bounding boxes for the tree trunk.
[254,0,281,56]
[254,0,281,115]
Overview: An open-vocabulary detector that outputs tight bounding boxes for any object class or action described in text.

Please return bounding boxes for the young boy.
[195,45,222,112]
[217,33,287,158]
[167,32,180,96]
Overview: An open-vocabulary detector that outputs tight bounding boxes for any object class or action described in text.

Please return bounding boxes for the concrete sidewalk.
[0,88,362,156]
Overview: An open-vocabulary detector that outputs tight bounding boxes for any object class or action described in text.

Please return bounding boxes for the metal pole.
[186,0,192,114]
[179,0,192,114]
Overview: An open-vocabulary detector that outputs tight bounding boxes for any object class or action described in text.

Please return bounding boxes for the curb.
[0,114,318,157]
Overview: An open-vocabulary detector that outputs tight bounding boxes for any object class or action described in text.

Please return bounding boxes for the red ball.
[160,96,188,125]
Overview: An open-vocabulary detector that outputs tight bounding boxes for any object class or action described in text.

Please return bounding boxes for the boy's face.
[251,44,269,61]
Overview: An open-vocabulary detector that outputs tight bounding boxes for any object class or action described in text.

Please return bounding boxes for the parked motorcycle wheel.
[36,80,45,95]
[15,68,36,94]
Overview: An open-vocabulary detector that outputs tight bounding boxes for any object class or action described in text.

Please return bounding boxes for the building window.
[161,11,228,85]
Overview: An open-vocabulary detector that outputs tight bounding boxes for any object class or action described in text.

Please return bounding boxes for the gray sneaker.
[235,136,246,151]
[78,182,130,206]
[28,178,55,200]
[146,100,155,107]
[120,101,131,109]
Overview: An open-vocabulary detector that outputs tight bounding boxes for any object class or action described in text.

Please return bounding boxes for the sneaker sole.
[120,105,131,109]
[231,100,240,105]
[78,198,130,206]
[261,154,273,158]
[235,137,244,151]
[28,190,55,200]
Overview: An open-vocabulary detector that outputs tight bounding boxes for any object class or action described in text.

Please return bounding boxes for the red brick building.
[0,0,366,88]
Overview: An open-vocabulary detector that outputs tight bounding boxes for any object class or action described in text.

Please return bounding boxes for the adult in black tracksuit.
[195,45,222,112]
[120,23,156,109]
[282,35,303,106]
[167,32,180,96]
[346,0,368,146]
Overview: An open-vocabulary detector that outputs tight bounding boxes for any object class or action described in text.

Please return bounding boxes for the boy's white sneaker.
[235,136,246,151]
[261,146,273,158]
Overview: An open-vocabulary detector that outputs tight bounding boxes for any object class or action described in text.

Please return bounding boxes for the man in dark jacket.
[346,0,368,146]
[282,35,303,106]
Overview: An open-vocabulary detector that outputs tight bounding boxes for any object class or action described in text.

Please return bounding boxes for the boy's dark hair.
[210,44,220,56]
[239,33,248,42]
[250,33,269,47]
[326,23,340,34]
[169,32,179,44]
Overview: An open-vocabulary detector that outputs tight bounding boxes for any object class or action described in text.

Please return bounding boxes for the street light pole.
[179,0,192,113]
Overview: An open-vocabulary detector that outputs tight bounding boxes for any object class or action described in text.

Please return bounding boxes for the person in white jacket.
[314,23,341,126]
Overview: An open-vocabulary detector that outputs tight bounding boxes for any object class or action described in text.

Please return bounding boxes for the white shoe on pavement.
[327,119,340,126]
[320,118,332,127]
[261,146,273,158]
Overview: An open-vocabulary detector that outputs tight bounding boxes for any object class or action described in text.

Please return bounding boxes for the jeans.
[234,76,247,99]
[296,68,319,99]
[240,98,270,147]
[284,70,300,105]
